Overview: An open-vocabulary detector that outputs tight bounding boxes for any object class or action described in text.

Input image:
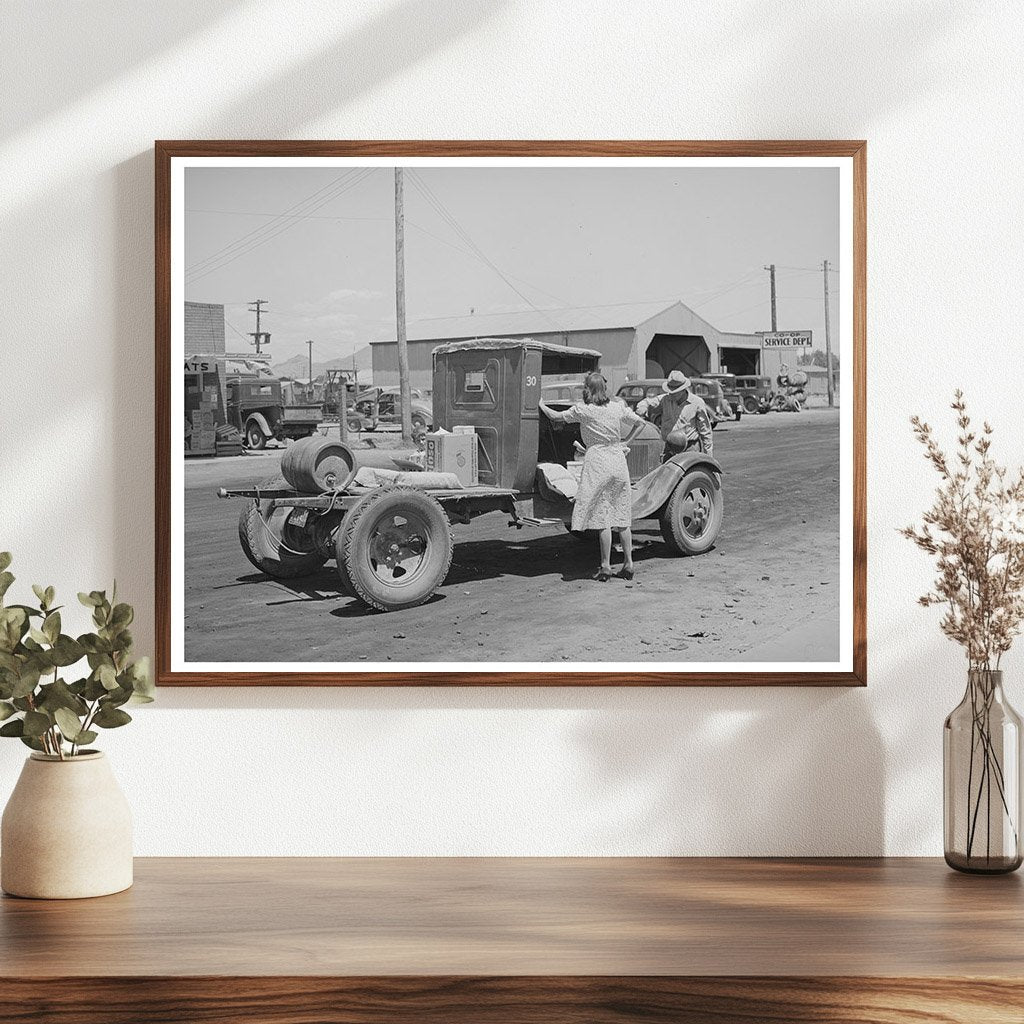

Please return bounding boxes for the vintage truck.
[226,362,323,449]
[218,338,724,612]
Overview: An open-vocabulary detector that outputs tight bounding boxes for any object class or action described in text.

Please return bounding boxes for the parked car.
[700,373,743,421]
[615,378,725,428]
[352,386,433,432]
[540,380,586,404]
[220,339,724,611]
[225,362,322,450]
[733,375,773,414]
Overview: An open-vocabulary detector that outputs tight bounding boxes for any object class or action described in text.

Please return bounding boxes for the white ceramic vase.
[1,751,133,899]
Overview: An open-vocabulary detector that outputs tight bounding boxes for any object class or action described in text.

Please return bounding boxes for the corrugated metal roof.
[372,300,680,344]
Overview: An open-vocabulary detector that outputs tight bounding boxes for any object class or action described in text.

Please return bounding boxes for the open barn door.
[644,334,710,379]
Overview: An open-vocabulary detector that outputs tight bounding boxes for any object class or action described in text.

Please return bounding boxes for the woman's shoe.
[594,568,611,582]
[616,566,635,581]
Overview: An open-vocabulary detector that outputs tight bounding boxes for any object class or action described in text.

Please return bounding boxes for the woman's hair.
[583,371,610,406]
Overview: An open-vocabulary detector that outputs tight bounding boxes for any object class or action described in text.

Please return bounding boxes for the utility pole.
[394,168,413,443]
[822,260,835,408]
[761,264,778,377]
[764,264,777,331]
[306,339,314,393]
[247,299,269,354]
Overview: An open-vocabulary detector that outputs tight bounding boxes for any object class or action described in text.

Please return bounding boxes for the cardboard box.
[424,432,478,487]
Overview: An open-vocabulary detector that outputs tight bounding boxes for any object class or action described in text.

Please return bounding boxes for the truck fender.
[246,412,274,438]
[630,452,723,521]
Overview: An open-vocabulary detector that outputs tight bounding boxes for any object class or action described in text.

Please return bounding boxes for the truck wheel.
[245,420,266,450]
[660,469,723,556]
[238,496,327,579]
[347,418,363,433]
[336,486,453,611]
[412,414,427,431]
[743,395,759,414]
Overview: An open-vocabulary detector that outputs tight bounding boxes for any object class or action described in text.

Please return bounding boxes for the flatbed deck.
[218,483,521,510]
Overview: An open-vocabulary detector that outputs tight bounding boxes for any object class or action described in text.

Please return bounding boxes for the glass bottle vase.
[944,669,1023,873]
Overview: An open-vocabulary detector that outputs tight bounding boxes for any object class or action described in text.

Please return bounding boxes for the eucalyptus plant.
[0,553,153,759]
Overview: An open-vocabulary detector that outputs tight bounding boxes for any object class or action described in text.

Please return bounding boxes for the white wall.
[2,0,1022,856]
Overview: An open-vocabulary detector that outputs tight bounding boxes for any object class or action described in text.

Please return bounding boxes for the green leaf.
[32,584,49,609]
[36,678,88,717]
[0,718,24,737]
[83,674,108,701]
[79,634,111,655]
[0,606,27,652]
[11,665,41,699]
[49,635,85,667]
[98,663,118,690]
[19,734,45,752]
[42,611,60,644]
[22,710,51,738]
[78,592,100,608]
[0,552,11,573]
[28,626,49,646]
[0,572,14,602]
[44,586,55,608]
[110,603,134,629]
[104,685,132,708]
[0,700,15,721]
[93,705,131,729]
[128,657,154,701]
[74,730,98,747]
[54,707,85,742]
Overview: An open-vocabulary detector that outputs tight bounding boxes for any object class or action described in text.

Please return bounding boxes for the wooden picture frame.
[156,140,866,686]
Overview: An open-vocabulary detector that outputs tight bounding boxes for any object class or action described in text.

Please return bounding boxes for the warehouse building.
[370,300,766,393]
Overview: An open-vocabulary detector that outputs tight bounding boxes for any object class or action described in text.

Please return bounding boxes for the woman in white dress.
[539,372,647,581]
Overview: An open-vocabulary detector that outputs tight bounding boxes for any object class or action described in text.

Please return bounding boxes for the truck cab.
[226,360,322,449]
[431,338,662,492]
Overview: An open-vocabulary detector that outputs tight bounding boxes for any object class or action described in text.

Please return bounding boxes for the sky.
[184,164,841,367]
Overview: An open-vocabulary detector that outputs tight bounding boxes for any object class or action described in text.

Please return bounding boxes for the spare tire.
[336,486,453,611]
[237,480,328,579]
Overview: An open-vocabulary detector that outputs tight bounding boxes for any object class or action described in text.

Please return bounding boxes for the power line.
[187,169,377,284]
[185,169,378,284]
[185,170,365,277]
[406,170,564,326]
[689,271,764,308]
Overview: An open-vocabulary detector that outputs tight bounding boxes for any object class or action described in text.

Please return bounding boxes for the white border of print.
[170,155,854,675]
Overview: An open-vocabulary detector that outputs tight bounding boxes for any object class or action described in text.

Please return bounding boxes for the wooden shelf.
[2,857,1022,1022]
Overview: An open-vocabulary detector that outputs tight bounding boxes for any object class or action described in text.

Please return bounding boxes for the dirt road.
[183,410,841,665]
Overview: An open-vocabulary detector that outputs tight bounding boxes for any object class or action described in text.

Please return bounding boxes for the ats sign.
[759,331,812,349]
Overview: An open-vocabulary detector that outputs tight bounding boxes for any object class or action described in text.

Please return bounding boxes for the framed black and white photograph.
[155,141,865,686]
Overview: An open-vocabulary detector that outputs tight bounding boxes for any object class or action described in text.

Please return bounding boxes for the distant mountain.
[272,345,372,380]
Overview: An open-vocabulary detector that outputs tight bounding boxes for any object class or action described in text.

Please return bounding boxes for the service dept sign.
[758,330,813,349]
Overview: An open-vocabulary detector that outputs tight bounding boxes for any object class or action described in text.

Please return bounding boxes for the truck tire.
[659,469,723,556]
[743,395,759,414]
[336,486,453,611]
[245,419,267,450]
[238,488,327,579]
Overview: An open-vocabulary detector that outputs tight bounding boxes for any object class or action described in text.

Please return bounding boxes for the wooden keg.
[280,437,357,494]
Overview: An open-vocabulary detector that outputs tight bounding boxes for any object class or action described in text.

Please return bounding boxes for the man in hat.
[637,370,714,461]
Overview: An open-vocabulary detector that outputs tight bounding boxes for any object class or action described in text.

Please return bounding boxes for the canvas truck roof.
[432,337,602,375]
